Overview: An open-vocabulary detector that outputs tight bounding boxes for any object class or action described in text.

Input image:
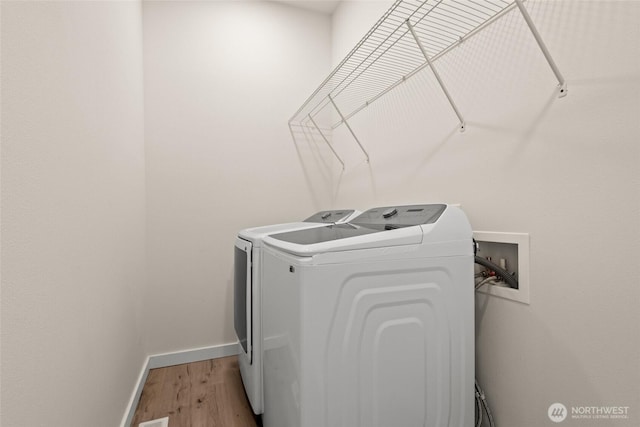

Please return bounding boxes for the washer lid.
[239,222,326,245]
[268,223,380,245]
[264,204,449,255]
[238,210,361,245]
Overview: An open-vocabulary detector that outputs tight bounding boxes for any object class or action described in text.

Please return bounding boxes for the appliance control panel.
[352,204,447,229]
[304,210,356,223]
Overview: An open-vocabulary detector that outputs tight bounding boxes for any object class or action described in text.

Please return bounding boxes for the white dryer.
[260,204,474,427]
[234,209,360,415]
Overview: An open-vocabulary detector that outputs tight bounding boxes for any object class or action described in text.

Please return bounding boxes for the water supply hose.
[474,255,519,289]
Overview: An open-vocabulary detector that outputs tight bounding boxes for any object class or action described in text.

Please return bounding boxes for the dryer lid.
[350,204,446,230]
[264,204,447,254]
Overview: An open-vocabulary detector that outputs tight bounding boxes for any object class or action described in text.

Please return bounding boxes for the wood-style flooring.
[132,356,259,427]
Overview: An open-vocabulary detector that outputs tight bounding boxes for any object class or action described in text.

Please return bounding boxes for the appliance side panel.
[234,242,252,357]
[301,256,474,427]
[448,255,475,427]
[262,249,302,427]
[238,245,264,414]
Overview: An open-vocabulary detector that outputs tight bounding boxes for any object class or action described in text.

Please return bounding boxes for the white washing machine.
[234,209,360,415]
[260,204,474,427]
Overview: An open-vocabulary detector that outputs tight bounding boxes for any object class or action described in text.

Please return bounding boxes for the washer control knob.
[382,208,398,218]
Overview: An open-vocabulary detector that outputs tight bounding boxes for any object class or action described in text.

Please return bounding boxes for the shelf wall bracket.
[328,95,370,163]
[406,19,466,133]
[514,0,567,98]
[306,114,346,170]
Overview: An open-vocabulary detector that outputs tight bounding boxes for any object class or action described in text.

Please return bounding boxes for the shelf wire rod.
[329,44,406,98]
[374,54,426,70]
[453,0,503,18]
[288,1,407,123]
[403,20,455,40]
[332,71,414,109]
[340,74,408,91]
[325,1,408,74]
[410,28,459,49]
[405,20,464,131]
[374,18,402,28]
[353,51,424,72]
[400,28,449,45]
[392,0,442,36]
[306,114,345,170]
[407,0,448,25]
[410,21,466,42]
[432,10,484,31]
[483,0,510,11]
[415,18,469,40]
[299,122,314,145]
[303,92,335,120]
[344,43,413,65]
[364,40,432,58]
[330,1,518,129]
[340,65,418,87]
[340,72,410,91]
[469,0,503,13]
[360,30,424,50]
[394,1,420,11]
[383,12,414,23]
[327,10,447,101]
[393,1,429,18]
[351,60,419,80]
[328,95,370,162]
[443,2,493,23]
[383,11,422,27]
[293,0,518,125]
[415,36,457,54]
[513,0,567,97]
[344,0,407,51]
[325,0,440,101]
[415,27,461,43]
[332,66,411,98]
[305,99,335,125]
[426,10,477,32]
[328,29,419,101]
[364,29,409,45]
[327,22,415,101]
[396,41,447,57]
[465,0,500,15]
[380,15,419,28]
[346,68,414,83]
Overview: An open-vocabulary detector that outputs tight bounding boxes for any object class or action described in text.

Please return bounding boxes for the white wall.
[2,0,638,425]
[1,2,146,426]
[324,1,640,426]
[142,1,331,354]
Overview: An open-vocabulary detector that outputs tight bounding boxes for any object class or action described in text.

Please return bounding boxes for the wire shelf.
[290,0,515,128]
[289,0,565,165]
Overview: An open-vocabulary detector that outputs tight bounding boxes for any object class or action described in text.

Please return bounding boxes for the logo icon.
[548,403,568,423]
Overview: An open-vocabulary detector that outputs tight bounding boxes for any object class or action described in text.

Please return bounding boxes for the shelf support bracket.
[306,114,346,170]
[328,95,370,163]
[406,19,466,133]
[514,0,567,97]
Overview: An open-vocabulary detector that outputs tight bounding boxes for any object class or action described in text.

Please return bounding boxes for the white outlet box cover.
[473,231,530,304]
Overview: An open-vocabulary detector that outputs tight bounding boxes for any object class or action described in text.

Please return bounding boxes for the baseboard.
[120,342,240,427]
[147,342,240,370]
